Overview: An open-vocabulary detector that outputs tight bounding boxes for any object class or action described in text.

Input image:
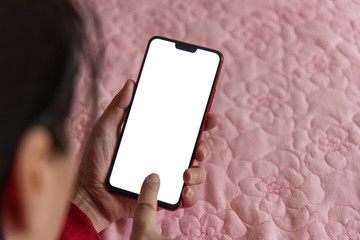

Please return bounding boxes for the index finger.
[132,173,160,234]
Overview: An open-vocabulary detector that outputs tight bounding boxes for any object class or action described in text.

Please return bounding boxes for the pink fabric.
[70,0,360,239]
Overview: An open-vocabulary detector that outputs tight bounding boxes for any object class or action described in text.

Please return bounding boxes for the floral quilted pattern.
[70,0,360,239]
[229,150,324,232]
[304,116,360,175]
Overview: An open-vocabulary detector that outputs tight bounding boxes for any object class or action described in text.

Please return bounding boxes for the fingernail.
[148,173,159,183]
[190,170,197,181]
[202,148,208,157]
[130,84,135,91]
[187,187,194,197]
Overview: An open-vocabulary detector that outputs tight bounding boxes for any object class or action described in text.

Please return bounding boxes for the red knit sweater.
[60,203,101,240]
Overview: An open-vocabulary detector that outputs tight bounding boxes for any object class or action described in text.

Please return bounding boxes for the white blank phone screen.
[109,38,220,205]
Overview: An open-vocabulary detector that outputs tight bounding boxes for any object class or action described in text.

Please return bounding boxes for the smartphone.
[107,36,223,210]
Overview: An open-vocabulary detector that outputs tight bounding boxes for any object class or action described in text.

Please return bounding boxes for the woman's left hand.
[72,79,220,232]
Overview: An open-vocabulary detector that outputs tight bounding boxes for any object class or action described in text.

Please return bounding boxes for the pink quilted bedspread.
[70,0,360,239]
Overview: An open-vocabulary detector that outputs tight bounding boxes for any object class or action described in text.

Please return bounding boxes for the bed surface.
[70,0,360,239]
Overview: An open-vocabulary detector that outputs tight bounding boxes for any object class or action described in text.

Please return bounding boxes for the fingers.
[181,140,209,208]
[195,140,210,161]
[96,80,135,135]
[183,167,206,185]
[182,139,210,208]
[182,114,219,210]
[132,173,160,235]
[203,112,220,131]
[181,186,199,208]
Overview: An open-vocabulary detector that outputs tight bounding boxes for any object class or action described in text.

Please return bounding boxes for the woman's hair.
[0,0,101,227]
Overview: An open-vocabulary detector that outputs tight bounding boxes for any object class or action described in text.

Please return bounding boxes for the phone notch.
[175,42,197,53]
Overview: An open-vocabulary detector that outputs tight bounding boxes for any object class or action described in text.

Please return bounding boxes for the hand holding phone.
[107,36,223,210]
[73,79,220,232]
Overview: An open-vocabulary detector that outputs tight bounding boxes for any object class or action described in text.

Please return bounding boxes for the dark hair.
[0,0,101,237]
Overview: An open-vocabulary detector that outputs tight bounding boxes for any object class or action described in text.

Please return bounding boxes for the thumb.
[132,173,160,237]
[95,79,135,136]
